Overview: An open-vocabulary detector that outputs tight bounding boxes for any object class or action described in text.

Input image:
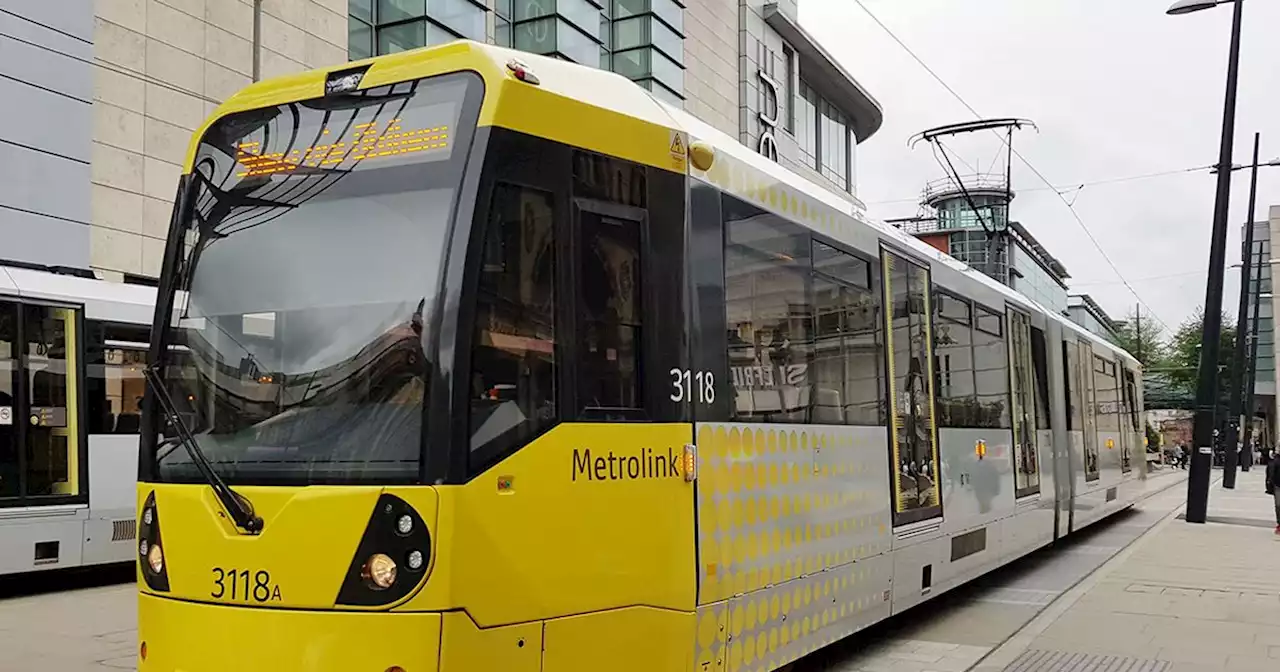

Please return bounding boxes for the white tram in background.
[0,263,153,575]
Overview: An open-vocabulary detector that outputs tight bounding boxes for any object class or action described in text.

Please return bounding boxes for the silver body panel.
[1,265,153,575]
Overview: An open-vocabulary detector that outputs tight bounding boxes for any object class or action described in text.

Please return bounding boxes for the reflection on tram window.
[1009,310,1040,497]
[0,303,17,499]
[810,241,884,426]
[469,183,558,462]
[724,196,814,424]
[882,249,940,522]
[933,291,976,428]
[575,210,644,416]
[972,306,1009,429]
[22,304,79,498]
[86,322,150,435]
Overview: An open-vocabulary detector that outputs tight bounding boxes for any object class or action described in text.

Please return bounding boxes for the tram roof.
[199,41,1136,369]
[0,265,155,325]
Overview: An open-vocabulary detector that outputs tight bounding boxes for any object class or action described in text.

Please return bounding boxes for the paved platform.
[976,467,1280,672]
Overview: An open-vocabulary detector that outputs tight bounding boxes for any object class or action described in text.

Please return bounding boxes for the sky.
[798,0,1280,338]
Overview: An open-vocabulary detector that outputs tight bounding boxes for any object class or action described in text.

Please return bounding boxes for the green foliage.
[1110,308,1166,370]
[1163,307,1237,404]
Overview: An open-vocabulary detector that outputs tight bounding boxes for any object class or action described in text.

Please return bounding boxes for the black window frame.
[0,298,90,509]
[452,132,688,482]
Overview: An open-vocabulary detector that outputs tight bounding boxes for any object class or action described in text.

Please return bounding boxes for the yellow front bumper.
[138,593,441,672]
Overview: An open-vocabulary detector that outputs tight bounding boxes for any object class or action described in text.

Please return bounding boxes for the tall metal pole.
[1223,132,1260,488]
[1136,303,1142,364]
[1186,0,1244,523]
[1240,237,1264,467]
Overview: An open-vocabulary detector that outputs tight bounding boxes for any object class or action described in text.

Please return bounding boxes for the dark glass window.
[972,305,1009,429]
[85,322,150,435]
[724,196,813,423]
[810,241,884,426]
[0,303,17,499]
[932,291,976,428]
[1030,326,1051,430]
[1093,356,1119,432]
[468,184,559,462]
[575,210,644,415]
[882,249,940,524]
[1009,310,1040,497]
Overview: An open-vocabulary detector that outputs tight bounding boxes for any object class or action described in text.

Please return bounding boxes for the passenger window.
[1030,326,1051,430]
[86,322,150,435]
[933,290,977,428]
[811,241,884,426]
[575,209,644,417]
[0,302,17,499]
[972,305,1010,429]
[724,196,814,423]
[882,248,941,525]
[1093,356,1118,433]
[468,183,558,461]
[1008,310,1040,497]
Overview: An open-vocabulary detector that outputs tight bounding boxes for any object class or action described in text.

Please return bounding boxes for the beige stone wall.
[90,0,347,279]
[683,0,737,138]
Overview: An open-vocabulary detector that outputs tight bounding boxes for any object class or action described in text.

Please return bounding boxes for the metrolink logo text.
[571,447,681,482]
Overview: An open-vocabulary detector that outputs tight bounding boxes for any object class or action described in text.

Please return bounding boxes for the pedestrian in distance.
[1267,451,1280,536]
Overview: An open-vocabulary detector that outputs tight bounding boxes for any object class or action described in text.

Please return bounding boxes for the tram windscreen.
[154,72,480,485]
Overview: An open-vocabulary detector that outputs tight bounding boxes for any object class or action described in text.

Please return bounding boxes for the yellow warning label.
[669,131,686,158]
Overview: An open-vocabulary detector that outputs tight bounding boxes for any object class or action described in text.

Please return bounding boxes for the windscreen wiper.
[143,366,264,534]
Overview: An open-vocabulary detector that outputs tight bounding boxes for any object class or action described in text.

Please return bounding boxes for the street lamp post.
[1223,132,1260,487]
[1167,0,1245,524]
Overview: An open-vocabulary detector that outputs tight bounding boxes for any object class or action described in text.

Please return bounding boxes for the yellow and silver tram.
[137,40,1148,671]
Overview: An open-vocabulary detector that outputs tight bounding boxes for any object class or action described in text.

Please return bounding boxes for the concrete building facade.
[4,0,878,282]
[1,0,348,281]
[1066,293,1119,342]
[89,0,348,280]
[345,0,882,203]
[1241,205,1280,448]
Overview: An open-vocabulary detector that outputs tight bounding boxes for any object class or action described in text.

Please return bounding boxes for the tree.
[1163,307,1237,408]
[1110,308,1166,370]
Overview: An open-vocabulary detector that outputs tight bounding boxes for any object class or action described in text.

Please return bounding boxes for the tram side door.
[0,299,84,509]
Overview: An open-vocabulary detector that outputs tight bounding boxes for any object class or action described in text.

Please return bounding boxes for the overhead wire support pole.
[1185,0,1244,524]
[1224,132,1261,487]
[908,118,1037,283]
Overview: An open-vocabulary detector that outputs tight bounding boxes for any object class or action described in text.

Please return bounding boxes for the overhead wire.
[852,0,1176,333]
[867,164,1214,205]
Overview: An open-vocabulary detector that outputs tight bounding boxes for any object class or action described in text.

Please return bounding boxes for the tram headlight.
[336,494,431,606]
[138,492,170,592]
[362,553,397,590]
[147,544,165,574]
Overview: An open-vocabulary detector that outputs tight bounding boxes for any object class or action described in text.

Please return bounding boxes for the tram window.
[724,196,814,424]
[21,304,80,498]
[575,210,645,417]
[971,306,1009,429]
[1009,310,1040,497]
[86,322,150,435]
[810,243,885,426]
[468,183,558,460]
[882,249,940,524]
[1063,341,1082,431]
[0,302,17,499]
[933,290,976,428]
[1030,326,1051,430]
[1093,356,1119,432]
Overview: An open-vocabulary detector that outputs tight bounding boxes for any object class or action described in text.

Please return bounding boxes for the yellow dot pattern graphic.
[692,422,895,672]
